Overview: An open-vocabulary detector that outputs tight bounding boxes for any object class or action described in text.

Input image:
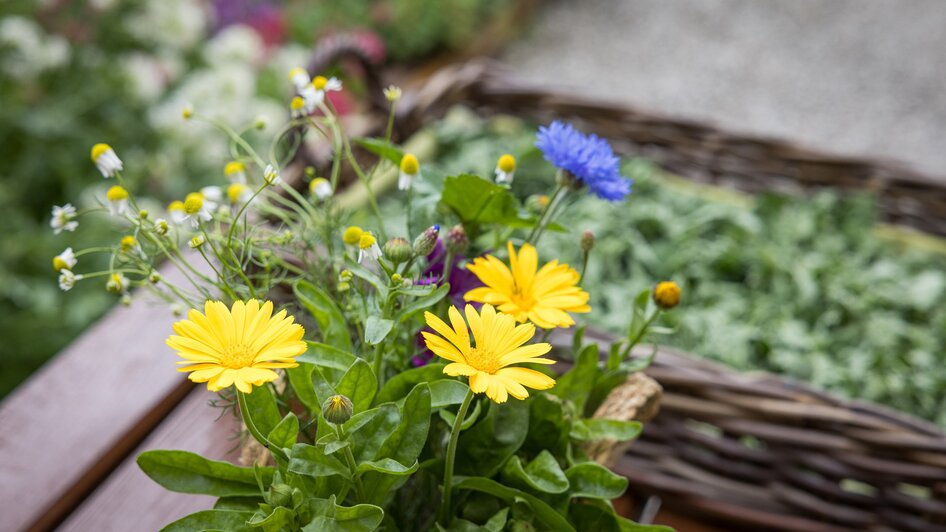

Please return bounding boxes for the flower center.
[220,343,256,369]
[466,346,501,374]
[510,285,536,311]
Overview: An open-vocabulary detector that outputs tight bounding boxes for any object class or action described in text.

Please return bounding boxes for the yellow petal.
[448,306,470,353]
[424,311,468,355]
[495,373,530,400]
[496,367,555,390]
[469,371,490,394]
[498,343,553,367]
[465,304,484,348]
[422,332,466,363]
[443,362,477,376]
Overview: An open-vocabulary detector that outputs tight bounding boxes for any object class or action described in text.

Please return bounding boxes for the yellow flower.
[167,300,307,393]
[465,242,591,329]
[423,304,555,403]
[343,226,363,245]
[653,281,681,309]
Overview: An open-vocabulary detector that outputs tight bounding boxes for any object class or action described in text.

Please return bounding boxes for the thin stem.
[526,184,567,245]
[439,387,475,526]
[237,391,287,463]
[335,425,367,503]
[621,311,660,359]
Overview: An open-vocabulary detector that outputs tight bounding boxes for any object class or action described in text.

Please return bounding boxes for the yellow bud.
[497,154,516,173]
[343,226,363,245]
[182,105,193,120]
[400,153,419,175]
[653,281,681,310]
[106,185,128,201]
[120,235,137,251]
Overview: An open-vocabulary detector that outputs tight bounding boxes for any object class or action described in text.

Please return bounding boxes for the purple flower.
[535,121,632,201]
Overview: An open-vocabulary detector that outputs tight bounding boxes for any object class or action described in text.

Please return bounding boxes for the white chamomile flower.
[106,185,130,216]
[398,153,420,191]
[106,272,128,294]
[50,203,78,234]
[224,161,247,184]
[227,183,253,207]
[53,247,77,271]
[287,66,310,92]
[309,177,332,200]
[188,234,205,249]
[200,186,222,208]
[168,200,187,225]
[358,232,382,264]
[91,143,123,178]
[383,85,402,102]
[263,164,281,185]
[291,95,314,118]
[494,154,516,185]
[154,218,169,235]
[183,191,213,228]
[58,269,82,291]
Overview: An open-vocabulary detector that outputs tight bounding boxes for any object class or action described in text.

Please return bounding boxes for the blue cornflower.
[535,121,631,201]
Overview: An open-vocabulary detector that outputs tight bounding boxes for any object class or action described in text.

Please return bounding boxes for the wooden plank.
[0,266,199,532]
[58,388,241,532]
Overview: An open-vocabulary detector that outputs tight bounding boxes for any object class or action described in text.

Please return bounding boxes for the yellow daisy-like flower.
[422,304,555,404]
[167,300,307,393]
[465,242,591,329]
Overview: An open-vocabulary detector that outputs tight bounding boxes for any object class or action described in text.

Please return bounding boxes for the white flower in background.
[154,218,169,235]
[263,164,281,185]
[200,186,223,208]
[227,183,253,207]
[106,185,130,216]
[358,232,382,264]
[301,75,342,108]
[53,247,77,271]
[188,235,205,249]
[384,85,402,102]
[58,269,82,291]
[224,161,247,184]
[183,192,212,228]
[91,143,123,178]
[0,17,70,79]
[127,0,205,53]
[167,200,187,225]
[398,153,420,191]
[51,204,79,234]
[494,154,516,185]
[120,53,168,102]
[291,95,313,118]
[287,67,311,93]
[309,177,332,200]
[106,272,128,294]
[204,25,263,66]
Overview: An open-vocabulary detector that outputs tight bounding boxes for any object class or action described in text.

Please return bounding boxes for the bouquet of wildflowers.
[52,68,681,531]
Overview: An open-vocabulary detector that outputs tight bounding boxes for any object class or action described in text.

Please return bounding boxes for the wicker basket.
[304,54,946,530]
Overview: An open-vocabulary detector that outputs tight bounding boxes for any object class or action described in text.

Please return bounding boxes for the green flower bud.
[525,194,550,215]
[267,483,294,508]
[322,394,353,424]
[445,224,469,255]
[339,269,353,282]
[413,225,440,256]
[580,230,596,252]
[390,273,403,286]
[138,209,149,219]
[305,166,316,178]
[337,281,350,292]
[383,237,412,264]
[148,271,161,284]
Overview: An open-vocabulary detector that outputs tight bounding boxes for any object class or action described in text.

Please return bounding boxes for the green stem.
[621,311,660,359]
[526,183,566,245]
[439,387,475,526]
[336,425,366,503]
[237,391,287,463]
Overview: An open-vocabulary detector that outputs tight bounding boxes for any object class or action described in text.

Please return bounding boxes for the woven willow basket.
[304,51,946,530]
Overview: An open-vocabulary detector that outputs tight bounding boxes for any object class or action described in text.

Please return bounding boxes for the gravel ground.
[504,0,946,176]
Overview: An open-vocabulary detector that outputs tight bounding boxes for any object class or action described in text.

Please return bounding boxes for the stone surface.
[504,0,946,175]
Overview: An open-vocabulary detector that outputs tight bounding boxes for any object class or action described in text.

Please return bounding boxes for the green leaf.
[565,462,628,499]
[247,506,295,531]
[429,379,470,409]
[295,280,352,351]
[297,342,359,374]
[287,365,322,414]
[456,400,529,477]
[364,316,394,345]
[568,503,621,532]
[345,262,389,300]
[354,136,404,165]
[346,403,399,462]
[160,509,254,532]
[522,394,568,457]
[355,458,419,476]
[617,516,675,532]
[501,450,569,494]
[397,283,450,321]
[484,508,510,532]
[324,440,350,456]
[376,364,446,405]
[288,443,350,479]
[554,343,600,413]
[214,497,264,512]
[570,419,642,443]
[138,450,272,497]
[335,359,377,414]
[452,477,575,532]
[244,385,282,438]
[440,174,519,225]
[268,413,300,451]
[301,496,385,532]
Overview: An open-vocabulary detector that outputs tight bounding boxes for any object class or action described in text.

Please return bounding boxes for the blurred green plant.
[424,108,946,424]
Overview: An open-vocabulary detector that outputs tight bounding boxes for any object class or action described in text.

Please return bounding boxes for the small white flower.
[358,233,382,264]
[398,153,420,191]
[263,164,281,185]
[58,270,82,291]
[106,272,128,294]
[188,234,206,248]
[224,161,247,184]
[170,303,184,317]
[287,67,311,92]
[51,203,78,234]
[227,183,253,208]
[383,85,402,102]
[53,247,77,271]
[91,143,123,178]
[183,192,213,228]
[200,186,223,207]
[494,154,516,185]
[309,177,332,200]
[298,85,322,111]
[154,218,169,235]
[106,185,130,217]
[168,201,187,225]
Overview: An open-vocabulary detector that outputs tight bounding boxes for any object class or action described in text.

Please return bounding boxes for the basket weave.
[305,55,946,530]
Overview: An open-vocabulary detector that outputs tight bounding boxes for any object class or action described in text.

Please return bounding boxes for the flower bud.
[148,271,161,284]
[138,209,149,219]
[188,235,205,249]
[580,230,596,252]
[526,195,550,215]
[390,273,403,286]
[268,483,294,508]
[413,225,440,256]
[653,281,681,310]
[182,104,193,120]
[254,116,267,130]
[120,294,132,306]
[445,224,469,255]
[383,237,412,264]
[305,166,316,178]
[170,303,183,317]
[322,394,353,424]
[337,281,350,293]
[339,270,352,282]
[154,219,169,235]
